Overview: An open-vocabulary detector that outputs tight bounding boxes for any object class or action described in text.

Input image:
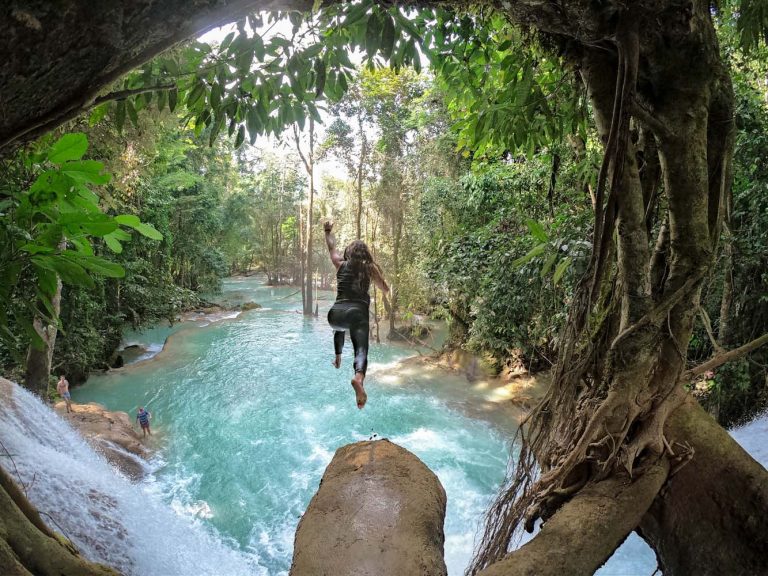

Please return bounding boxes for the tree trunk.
[638,397,768,575]
[388,214,402,335]
[355,115,367,240]
[24,274,63,397]
[295,119,315,315]
[304,119,315,316]
[478,462,670,576]
[0,464,119,576]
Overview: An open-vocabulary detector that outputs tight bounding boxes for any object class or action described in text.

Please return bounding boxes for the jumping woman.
[324,221,389,409]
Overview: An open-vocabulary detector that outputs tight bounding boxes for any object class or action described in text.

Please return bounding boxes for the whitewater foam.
[0,382,261,576]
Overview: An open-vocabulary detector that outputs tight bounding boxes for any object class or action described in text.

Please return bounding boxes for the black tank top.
[336,261,370,305]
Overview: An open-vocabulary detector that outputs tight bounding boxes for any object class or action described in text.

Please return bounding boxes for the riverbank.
[53,401,150,481]
[375,353,550,433]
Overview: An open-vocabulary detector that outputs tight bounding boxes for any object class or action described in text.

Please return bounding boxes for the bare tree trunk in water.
[371,215,381,344]
[295,119,315,316]
[388,215,402,336]
[355,115,367,240]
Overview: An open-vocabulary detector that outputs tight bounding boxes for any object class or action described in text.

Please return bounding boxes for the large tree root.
[0,465,119,576]
[476,461,669,576]
[639,396,768,575]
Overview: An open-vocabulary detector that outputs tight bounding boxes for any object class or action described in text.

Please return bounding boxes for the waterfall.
[0,380,260,576]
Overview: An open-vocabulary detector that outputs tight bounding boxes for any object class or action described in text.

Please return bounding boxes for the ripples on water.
[43,276,760,575]
[73,278,516,574]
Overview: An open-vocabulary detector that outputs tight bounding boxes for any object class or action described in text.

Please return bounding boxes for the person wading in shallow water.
[136,406,151,437]
[324,221,390,409]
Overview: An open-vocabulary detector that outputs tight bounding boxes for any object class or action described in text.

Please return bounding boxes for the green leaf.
[512,243,547,267]
[210,82,223,109]
[553,257,571,285]
[234,125,245,149]
[344,2,370,28]
[114,214,141,227]
[89,104,109,126]
[314,59,326,97]
[133,222,163,240]
[525,219,549,243]
[540,253,558,278]
[32,255,94,288]
[209,114,225,146]
[168,88,178,112]
[253,34,266,61]
[187,82,206,107]
[164,59,179,77]
[48,133,88,163]
[66,254,125,278]
[126,99,139,127]
[60,160,111,185]
[220,31,236,51]
[115,100,126,132]
[36,267,58,299]
[156,89,167,111]
[246,107,260,143]
[365,12,382,58]
[380,13,396,60]
[103,232,123,253]
[20,243,54,255]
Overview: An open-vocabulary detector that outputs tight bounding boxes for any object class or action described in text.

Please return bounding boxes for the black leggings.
[327,301,369,375]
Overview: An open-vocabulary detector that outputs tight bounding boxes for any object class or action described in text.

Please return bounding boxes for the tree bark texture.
[0,0,318,153]
[0,465,119,576]
[23,275,62,397]
[477,462,670,576]
[639,397,768,575]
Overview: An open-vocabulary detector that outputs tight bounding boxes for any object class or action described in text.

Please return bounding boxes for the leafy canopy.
[0,132,161,353]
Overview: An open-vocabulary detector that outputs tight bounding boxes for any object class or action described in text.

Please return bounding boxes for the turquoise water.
[74,277,511,574]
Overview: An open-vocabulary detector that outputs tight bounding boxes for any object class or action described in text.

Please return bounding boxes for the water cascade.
[0,380,260,576]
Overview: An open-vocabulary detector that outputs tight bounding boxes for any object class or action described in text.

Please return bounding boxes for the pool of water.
[74,277,519,574]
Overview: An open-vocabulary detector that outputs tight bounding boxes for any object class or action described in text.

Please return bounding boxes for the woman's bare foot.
[351,373,367,409]
[331,354,342,369]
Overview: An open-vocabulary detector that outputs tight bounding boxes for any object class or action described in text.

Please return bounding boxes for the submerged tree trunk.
[295,120,315,316]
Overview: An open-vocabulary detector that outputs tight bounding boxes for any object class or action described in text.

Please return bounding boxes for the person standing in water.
[324,221,389,409]
[136,407,152,437]
[57,375,72,413]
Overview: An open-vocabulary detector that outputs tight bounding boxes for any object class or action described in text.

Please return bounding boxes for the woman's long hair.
[343,240,382,294]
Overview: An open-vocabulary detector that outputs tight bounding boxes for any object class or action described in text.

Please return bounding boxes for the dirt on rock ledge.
[290,439,447,576]
[55,402,149,481]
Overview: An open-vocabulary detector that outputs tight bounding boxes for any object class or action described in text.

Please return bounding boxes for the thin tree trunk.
[24,239,66,397]
[295,119,315,315]
[355,116,367,240]
[24,277,62,398]
[305,119,315,315]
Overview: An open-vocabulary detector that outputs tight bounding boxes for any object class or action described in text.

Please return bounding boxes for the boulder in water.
[290,439,447,576]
